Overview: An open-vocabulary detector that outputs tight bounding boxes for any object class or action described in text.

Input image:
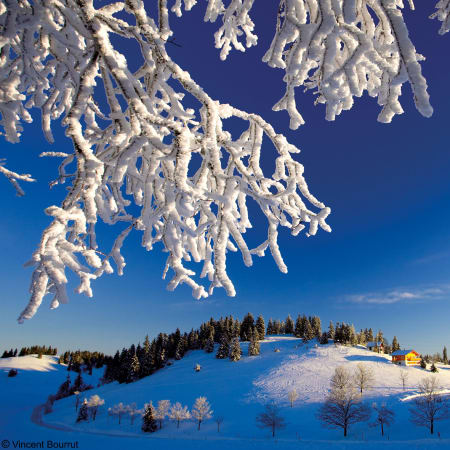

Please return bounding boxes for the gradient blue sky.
[1,3,449,356]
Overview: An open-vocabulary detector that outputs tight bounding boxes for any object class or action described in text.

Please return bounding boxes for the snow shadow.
[344,354,390,363]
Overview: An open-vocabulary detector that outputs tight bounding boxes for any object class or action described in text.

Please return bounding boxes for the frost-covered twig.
[0,160,35,196]
[4,0,330,322]
[203,0,433,128]
[431,0,450,34]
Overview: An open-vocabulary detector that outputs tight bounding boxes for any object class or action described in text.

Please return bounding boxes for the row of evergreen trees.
[1,345,58,358]
[61,350,107,373]
[100,313,398,387]
[421,347,449,365]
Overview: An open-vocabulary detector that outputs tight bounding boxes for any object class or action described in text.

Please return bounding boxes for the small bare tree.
[169,402,190,429]
[86,394,105,421]
[409,377,450,434]
[127,402,140,425]
[74,391,80,411]
[155,400,171,429]
[353,363,374,396]
[331,366,352,391]
[370,402,395,436]
[318,367,371,437]
[256,402,286,438]
[215,416,224,432]
[191,397,213,431]
[399,370,409,391]
[288,389,299,408]
[108,402,127,424]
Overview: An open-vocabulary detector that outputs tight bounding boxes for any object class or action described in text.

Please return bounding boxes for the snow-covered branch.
[431,0,450,34]
[8,0,330,322]
[203,0,433,128]
[0,159,35,196]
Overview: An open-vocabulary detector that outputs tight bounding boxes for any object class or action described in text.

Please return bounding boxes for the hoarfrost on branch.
[1,0,330,321]
[0,0,444,321]
[431,0,450,34]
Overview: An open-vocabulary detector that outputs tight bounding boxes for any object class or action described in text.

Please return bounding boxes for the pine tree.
[216,335,230,359]
[248,330,260,356]
[303,320,314,342]
[255,315,265,341]
[56,375,72,399]
[328,321,335,340]
[300,315,309,338]
[140,336,153,377]
[311,316,322,339]
[229,337,241,362]
[128,353,140,383]
[76,400,89,422]
[73,372,85,392]
[273,320,281,335]
[420,359,427,369]
[232,319,241,338]
[443,347,448,365]
[141,402,158,433]
[349,325,357,346]
[267,319,274,335]
[240,313,255,341]
[392,336,400,353]
[294,315,302,337]
[375,330,384,351]
[430,362,439,373]
[284,315,294,334]
[319,332,329,345]
[204,336,215,353]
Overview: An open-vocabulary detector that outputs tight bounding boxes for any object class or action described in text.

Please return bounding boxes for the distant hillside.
[2,338,449,449]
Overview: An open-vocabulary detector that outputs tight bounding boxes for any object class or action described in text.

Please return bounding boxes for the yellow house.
[391,349,421,366]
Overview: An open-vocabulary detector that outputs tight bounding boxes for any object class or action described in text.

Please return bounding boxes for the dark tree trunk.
[198,420,201,430]
[381,422,384,436]
[431,419,434,434]
[344,424,347,437]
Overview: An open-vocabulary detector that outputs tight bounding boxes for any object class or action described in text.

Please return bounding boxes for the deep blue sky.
[1,3,449,356]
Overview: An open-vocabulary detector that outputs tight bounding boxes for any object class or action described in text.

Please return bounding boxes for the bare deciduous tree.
[399,370,409,391]
[370,402,395,436]
[288,388,299,408]
[331,366,352,391]
[215,416,224,433]
[86,394,105,421]
[155,399,171,429]
[409,377,450,434]
[168,402,190,429]
[191,397,213,431]
[256,402,286,438]
[317,367,371,437]
[353,363,374,396]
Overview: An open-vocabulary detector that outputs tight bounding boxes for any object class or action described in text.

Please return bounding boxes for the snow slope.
[1,339,450,449]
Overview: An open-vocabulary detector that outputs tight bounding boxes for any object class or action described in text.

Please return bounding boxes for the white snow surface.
[1,339,450,449]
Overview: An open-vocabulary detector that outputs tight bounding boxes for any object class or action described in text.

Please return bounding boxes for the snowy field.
[1,338,450,449]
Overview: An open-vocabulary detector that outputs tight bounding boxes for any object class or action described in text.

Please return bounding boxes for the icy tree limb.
[203,0,433,127]
[431,0,450,34]
[0,160,35,196]
[3,0,330,321]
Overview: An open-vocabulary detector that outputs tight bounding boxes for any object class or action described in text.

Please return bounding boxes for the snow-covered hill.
[1,338,450,449]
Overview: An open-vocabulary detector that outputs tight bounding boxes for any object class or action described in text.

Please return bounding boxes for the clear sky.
[1,2,449,357]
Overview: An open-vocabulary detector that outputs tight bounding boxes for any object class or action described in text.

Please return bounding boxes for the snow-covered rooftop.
[392,349,419,356]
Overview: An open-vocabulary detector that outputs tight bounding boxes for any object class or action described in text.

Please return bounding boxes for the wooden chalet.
[366,341,384,353]
[391,349,421,366]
